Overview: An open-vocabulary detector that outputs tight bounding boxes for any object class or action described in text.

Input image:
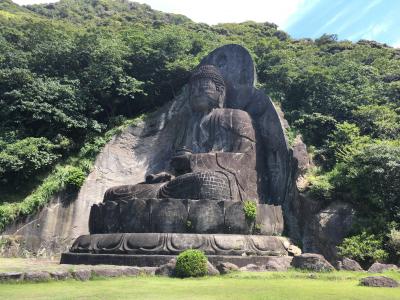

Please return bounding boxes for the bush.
[331,141,400,225]
[61,166,86,189]
[337,232,388,268]
[174,249,207,278]
[0,137,60,184]
[243,200,257,221]
[387,228,400,260]
[307,169,334,201]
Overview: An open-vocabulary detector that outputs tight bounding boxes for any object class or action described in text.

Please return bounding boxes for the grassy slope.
[1,271,400,300]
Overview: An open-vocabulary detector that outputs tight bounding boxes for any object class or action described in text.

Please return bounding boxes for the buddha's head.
[189,65,226,113]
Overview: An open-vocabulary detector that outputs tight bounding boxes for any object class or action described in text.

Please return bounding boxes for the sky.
[12,0,400,47]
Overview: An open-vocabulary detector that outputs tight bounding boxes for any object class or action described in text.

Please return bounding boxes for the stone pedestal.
[61,232,294,267]
[61,253,293,268]
[66,233,290,256]
[89,198,284,236]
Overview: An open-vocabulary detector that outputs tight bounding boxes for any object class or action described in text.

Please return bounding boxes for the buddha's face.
[189,78,224,113]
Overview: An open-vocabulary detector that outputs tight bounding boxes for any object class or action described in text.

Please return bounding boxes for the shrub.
[337,232,388,268]
[331,141,400,226]
[387,228,400,259]
[307,171,333,200]
[61,166,86,189]
[174,249,207,278]
[0,137,60,183]
[243,200,257,221]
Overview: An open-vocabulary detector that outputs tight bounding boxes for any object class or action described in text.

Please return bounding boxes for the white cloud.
[393,39,400,48]
[136,0,304,26]
[283,0,319,29]
[334,0,382,35]
[346,12,393,43]
[312,7,349,37]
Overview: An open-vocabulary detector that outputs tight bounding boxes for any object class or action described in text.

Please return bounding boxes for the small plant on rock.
[253,223,262,234]
[186,220,192,231]
[243,200,257,221]
[175,249,207,278]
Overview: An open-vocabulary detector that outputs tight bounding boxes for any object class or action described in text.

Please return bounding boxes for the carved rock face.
[189,78,224,112]
[88,46,289,237]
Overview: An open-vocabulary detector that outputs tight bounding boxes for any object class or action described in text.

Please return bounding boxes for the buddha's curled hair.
[190,65,225,91]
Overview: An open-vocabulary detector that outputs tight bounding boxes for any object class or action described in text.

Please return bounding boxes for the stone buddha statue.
[103,65,260,203]
[63,45,299,266]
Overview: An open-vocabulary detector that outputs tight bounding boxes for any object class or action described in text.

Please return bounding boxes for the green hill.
[26,0,191,25]
[0,0,399,265]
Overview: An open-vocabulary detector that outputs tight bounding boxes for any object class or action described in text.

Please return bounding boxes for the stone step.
[61,253,293,268]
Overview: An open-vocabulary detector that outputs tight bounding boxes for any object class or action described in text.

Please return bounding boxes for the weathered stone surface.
[0,272,23,281]
[368,262,399,273]
[119,199,151,233]
[292,136,313,192]
[69,233,289,256]
[337,258,364,271]
[216,262,239,274]
[89,198,284,236]
[140,267,157,275]
[120,267,141,276]
[200,44,256,88]
[50,270,71,280]
[225,202,253,234]
[360,276,399,288]
[155,259,176,276]
[92,268,123,278]
[207,261,220,276]
[72,269,92,281]
[61,253,293,269]
[292,253,334,272]
[255,205,284,235]
[303,202,354,263]
[287,244,302,256]
[151,199,187,233]
[24,271,51,282]
[158,171,233,201]
[239,264,263,272]
[188,200,224,233]
[265,259,291,271]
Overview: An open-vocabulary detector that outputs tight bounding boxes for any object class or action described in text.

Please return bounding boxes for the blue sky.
[12,0,400,47]
[285,0,400,47]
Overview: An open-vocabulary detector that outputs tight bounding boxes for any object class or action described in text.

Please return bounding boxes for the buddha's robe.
[104,107,261,202]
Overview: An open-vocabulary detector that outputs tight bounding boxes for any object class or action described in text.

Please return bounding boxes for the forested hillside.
[0,0,399,264]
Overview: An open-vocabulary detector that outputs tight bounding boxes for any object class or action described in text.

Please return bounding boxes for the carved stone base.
[61,253,293,268]
[67,233,292,256]
[90,198,284,235]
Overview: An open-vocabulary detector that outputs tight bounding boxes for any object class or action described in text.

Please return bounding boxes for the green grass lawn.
[1,271,400,300]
